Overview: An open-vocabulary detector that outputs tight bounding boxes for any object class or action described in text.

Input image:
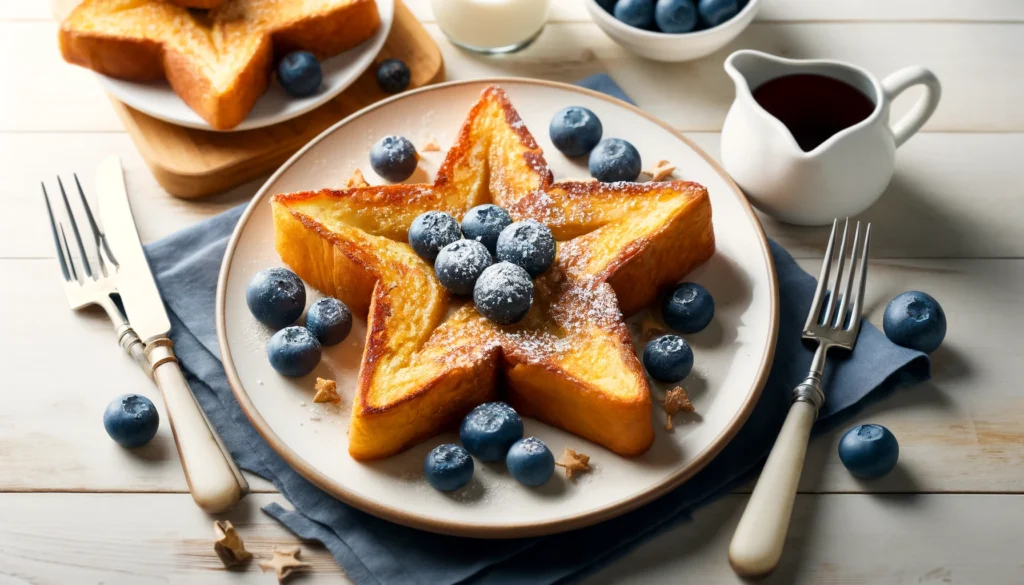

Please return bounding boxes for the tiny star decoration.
[345,169,369,188]
[259,547,311,582]
[663,386,695,431]
[644,160,677,182]
[212,520,252,568]
[313,377,341,404]
[421,137,442,152]
[555,447,591,479]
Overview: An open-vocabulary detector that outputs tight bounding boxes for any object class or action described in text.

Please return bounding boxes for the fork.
[729,218,872,577]
[42,175,151,376]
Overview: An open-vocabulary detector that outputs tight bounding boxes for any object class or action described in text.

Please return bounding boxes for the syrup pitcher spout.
[722,50,809,157]
[724,50,793,97]
[720,50,941,225]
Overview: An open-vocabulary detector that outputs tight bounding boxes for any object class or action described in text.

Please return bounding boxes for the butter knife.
[95,155,248,513]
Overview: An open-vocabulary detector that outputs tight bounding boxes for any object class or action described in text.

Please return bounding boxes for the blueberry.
[435,240,492,296]
[375,58,411,93]
[643,334,694,383]
[370,135,418,183]
[549,106,603,157]
[655,0,698,33]
[409,211,461,263]
[596,0,616,13]
[662,282,715,333]
[461,204,513,254]
[278,51,322,98]
[496,220,556,277]
[305,297,352,346]
[506,437,555,487]
[459,402,524,462]
[588,138,642,183]
[838,424,899,479]
[424,443,474,492]
[697,0,740,28]
[883,291,946,353]
[473,262,534,325]
[103,394,159,448]
[246,267,306,329]
[267,326,322,377]
[614,0,656,29]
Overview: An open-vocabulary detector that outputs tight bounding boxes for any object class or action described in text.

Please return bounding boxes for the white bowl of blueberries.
[586,0,761,62]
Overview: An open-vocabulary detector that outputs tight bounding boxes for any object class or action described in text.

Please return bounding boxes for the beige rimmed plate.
[216,79,778,538]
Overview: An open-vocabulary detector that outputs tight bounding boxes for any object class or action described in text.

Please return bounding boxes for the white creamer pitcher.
[721,50,941,226]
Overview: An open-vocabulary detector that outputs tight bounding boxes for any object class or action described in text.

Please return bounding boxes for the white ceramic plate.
[97,0,394,132]
[216,79,778,537]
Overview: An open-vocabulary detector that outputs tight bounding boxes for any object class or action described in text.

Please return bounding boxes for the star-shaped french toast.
[59,0,380,129]
[272,86,714,460]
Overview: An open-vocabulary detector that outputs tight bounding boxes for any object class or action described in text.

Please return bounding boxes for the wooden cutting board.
[53,0,445,199]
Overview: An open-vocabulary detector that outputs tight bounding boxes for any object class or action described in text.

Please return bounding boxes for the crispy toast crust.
[59,0,380,129]
[272,86,715,460]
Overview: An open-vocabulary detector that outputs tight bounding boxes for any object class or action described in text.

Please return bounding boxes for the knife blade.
[94,156,171,343]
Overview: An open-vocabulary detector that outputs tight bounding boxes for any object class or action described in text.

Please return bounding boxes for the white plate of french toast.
[58,0,393,131]
[216,79,779,537]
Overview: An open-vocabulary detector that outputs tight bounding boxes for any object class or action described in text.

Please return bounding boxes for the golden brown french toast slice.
[272,86,715,460]
[59,0,380,129]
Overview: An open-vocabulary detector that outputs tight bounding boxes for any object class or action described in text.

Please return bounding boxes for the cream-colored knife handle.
[728,400,816,577]
[145,338,248,514]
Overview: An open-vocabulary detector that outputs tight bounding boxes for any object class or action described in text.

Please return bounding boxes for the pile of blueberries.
[409,206,556,325]
[276,52,411,98]
[425,402,556,491]
[598,0,748,34]
[246,267,354,377]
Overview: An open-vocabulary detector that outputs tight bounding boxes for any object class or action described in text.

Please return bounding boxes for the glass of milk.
[431,0,552,54]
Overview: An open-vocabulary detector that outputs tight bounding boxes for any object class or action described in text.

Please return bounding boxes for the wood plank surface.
[2,1,1022,583]
[585,493,1024,585]
[1,493,1022,584]
[6,20,1024,133]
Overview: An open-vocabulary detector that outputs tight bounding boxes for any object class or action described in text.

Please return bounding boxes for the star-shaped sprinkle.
[272,86,715,460]
[212,520,252,568]
[663,386,695,431]
[644,160,677,182]
[259,547,310,582]
[555,448,591,479]
[313,378,341,404]
[421,138,442,152]
[345,169,369,188]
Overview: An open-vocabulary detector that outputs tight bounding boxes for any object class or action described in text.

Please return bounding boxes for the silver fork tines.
[802,218,872,348]
[56,176,94,280]
[43,174,150,377]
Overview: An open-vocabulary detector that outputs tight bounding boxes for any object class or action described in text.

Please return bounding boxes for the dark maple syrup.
[752,74,876,152]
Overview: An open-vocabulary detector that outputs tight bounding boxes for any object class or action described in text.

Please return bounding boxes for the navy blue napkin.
[144,75,929,585]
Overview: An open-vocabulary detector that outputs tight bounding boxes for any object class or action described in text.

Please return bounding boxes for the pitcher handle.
[881,66,941,148]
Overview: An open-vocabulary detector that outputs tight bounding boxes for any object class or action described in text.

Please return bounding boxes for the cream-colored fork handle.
[145,338,249,514]
[729,400,817,577]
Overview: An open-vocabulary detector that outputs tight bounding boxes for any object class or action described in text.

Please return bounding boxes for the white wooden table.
[3,1,1023,582]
